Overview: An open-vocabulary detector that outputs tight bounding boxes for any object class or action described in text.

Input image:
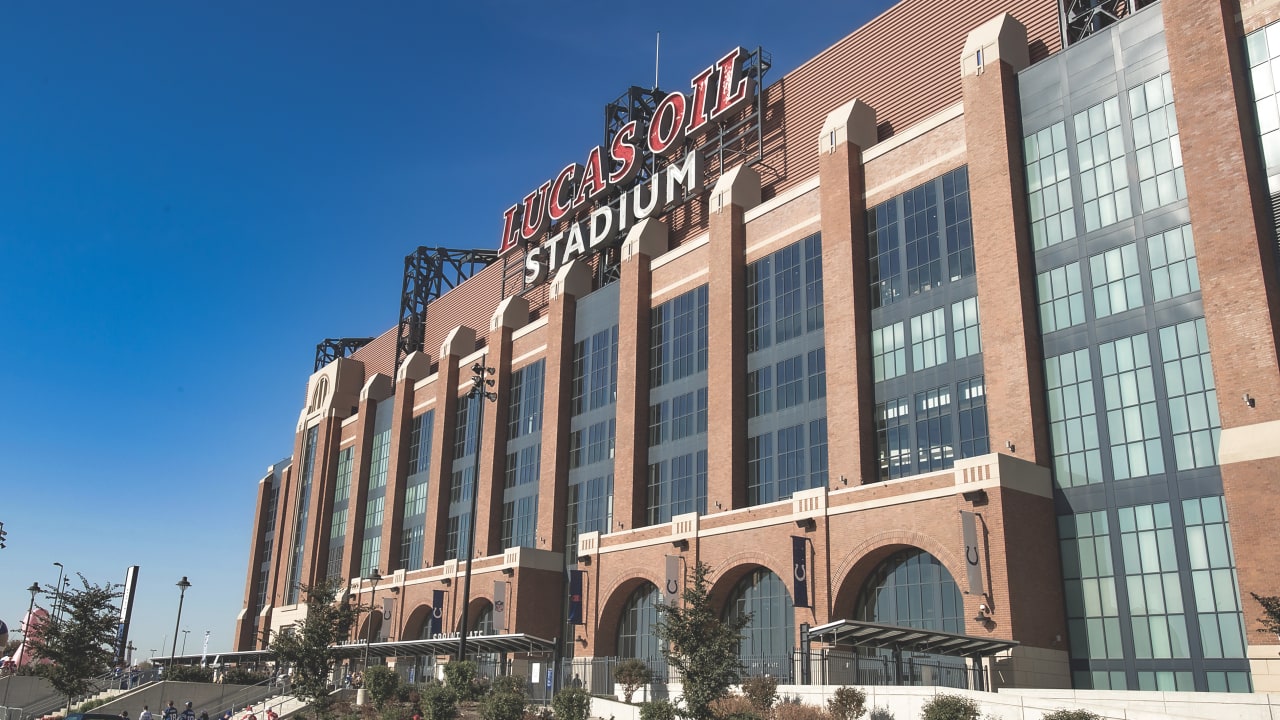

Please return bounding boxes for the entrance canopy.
[333,633,556,659]
[806,619,1017,658]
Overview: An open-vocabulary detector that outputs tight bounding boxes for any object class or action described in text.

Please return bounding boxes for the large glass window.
[1025,121,1077,249]
[617,583,663,660]
[1090,244,1144,318]
[1118,503,1189,660]
[1147,225,1199,302]
[724,569,795,679]
[1128,74,1186,211]
[1038,263,1086,333]
[854,549,963,633]
[1159,319,1220,471]
[1184,496,1247,663]
[1059,511,1123,661]
[1099,333,1164,480]
[1074,96,1132,232]
[286,425,319,605]
[1045,349,1102,489]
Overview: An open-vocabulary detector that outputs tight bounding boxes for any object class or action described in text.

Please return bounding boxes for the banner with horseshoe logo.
[663,555,681,605]
[792,536,810,608]
[493,580,508,633]
[430,589,445,637]
[961,511,985,596]
[380,597,395,641]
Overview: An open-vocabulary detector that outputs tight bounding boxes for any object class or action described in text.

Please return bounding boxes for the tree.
[654,562,750,720]
[269,581,361,715]
[27,575,122,702]
[1250,593,1280,636]
[363,665,401,709]
[613,658,653,703]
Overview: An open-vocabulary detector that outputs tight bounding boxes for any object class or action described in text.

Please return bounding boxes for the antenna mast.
[654,31,660,89]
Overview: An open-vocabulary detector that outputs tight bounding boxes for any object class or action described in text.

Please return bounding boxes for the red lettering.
[500,204,521,254]
[648,92,687,157]
[711,47,753,120]
[684,65,716,135]
[520,182,551,241]
[608,121,640,186]
[549,163,579,222]
[574,146,608,206]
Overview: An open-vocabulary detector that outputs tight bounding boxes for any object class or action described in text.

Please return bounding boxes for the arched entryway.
[723,567,795,680]
[851,548,967,685]
[617,582,663,661]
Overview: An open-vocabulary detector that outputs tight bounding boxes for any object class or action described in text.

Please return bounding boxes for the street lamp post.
[363,570,382,670]
[458,359,496,661]
[52,562,64,620]
[170,577,191,661]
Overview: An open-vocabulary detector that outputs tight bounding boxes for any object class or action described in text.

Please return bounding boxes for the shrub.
[76,699,106,712]
[709,695,762,720]
[480,689,527,720]
[491,675,528,696]
[443,661,480,701]
[773,704,830,720]
[826,687,867,720]
[166,665,215,682]
[221,667,270,686]
[741,676,778,713]
[364,666,402,709]
[614,659,653,704]
[919,694,980,720]
[868,708,895,720]
[551,686,591,720]
[640,700,681,720]
[419,682,457,720]
[1041,712,1102,720]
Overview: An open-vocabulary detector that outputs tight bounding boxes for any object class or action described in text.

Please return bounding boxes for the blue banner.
[792,536,810,608]
[568,570,585,625]
[430,589,445,637]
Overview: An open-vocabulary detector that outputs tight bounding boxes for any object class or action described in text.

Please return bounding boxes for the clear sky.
[0,0,887,657]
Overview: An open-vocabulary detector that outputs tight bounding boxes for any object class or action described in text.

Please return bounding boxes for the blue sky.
[0,1,885,656]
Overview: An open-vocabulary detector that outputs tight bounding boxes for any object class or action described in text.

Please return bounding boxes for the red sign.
[500,47,757,284]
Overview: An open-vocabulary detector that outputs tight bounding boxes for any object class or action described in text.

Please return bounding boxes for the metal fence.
[558,649,985,697]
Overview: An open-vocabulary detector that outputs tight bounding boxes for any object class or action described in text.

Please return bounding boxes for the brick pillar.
[235,469,277,650]
[341,390,379,581]
[425,327,475,566]
[707,165,760,511]
[476,297,531,556]
[1164,0,1280,680]
[959,14,1050,465]
[538,260,592,551]
[615,219,668,528]
[381,352,432,572]
[817,99,878,485]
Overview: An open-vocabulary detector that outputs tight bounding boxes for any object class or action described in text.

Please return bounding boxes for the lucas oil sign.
[498,47,758,285]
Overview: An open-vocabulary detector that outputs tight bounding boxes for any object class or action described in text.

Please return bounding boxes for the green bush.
[613,659,653,703]
[166,666,215,683]
[480,689,526,720]
[1041,711,1101,720]
[443,661,480,701]
[76,699,106,712]
[491,675,527,696]
[826,687,867,720]
[419,681,458,720]
[640,699,681,720]
[221,667,270,686]
[364,665,402,709]
[551,686,591,720]
[741,676,778,712]
[919,694,980,720]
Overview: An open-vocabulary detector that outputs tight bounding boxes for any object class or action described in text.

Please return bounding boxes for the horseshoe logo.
[495,600,505,613]
[794,563,807,582]
[967,546,980,566]
[666,579,679,594]
[432,607,443,619]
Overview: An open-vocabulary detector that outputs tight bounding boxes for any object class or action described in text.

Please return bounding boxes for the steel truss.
[314,337,375,372]
[396,247,499,371]
[1061,0,1158,45]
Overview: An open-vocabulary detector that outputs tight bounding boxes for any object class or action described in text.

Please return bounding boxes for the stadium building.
[233,0,1280,695]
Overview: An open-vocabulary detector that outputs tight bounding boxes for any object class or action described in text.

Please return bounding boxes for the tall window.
[285,425,318,605]
[617,583,663,660]
[505,361,544,548]
[745,234,827,506]
[724,569,794,679]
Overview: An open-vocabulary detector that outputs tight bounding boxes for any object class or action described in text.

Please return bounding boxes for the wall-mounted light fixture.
[795,518,817,531]
[1005,440,1015,452]
[1244,393,1256,408]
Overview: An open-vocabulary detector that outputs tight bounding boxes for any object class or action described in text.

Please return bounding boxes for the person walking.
[163,701,178,720]
[180,701,197,720]
[140,705,153,720]
[120,711,130,720]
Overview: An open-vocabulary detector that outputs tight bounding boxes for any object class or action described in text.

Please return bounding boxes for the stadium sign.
[499,47,758,284]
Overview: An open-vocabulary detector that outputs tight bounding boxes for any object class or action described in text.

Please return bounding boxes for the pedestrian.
[265,709,278,720]
[180,702,196,720]
[199,712,209,720]
[163,701,178,720]
[140,705,153,720]
[121,711,130,720]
